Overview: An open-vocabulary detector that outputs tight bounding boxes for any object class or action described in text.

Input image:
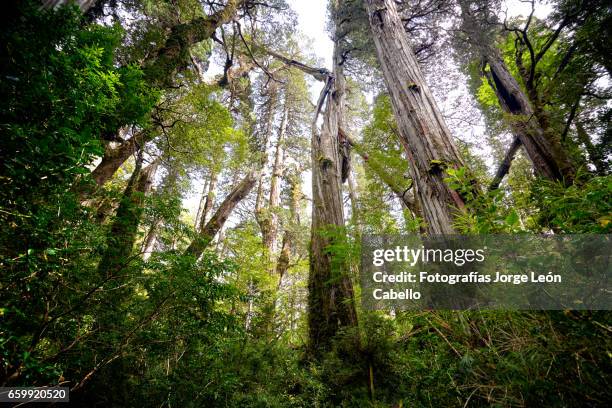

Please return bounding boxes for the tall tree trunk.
[458,1,575,184]
[489,135,522,191]
[195,169,218,232]
[347,168,361,230]
[255,82,280,245]
[185,170,259,258]
[266,100,289,254]
[365,0,467,235]
[308,33,358,352]
[484,55,575,184]
[276,172,302,287]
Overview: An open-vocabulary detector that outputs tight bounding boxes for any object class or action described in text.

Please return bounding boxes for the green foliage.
[531,173,612,233]
[1,1,611,406]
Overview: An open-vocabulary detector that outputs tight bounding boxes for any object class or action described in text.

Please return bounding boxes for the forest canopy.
[1,0,610,407]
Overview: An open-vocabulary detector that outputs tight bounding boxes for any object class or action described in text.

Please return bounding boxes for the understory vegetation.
[1,0,610,407]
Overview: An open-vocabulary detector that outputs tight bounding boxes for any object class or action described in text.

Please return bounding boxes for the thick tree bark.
[458,1,575,185]
[90,130,149,187]
[185,170,259,258]
[489,135,522,191]
[308,35,358,352]
[365,0,467,235]
[484,55,575,184]
[143,0,243,85]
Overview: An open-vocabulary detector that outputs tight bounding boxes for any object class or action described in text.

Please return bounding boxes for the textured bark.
[458,1,575,184]
[308,34,358,352]
[91,130,150,187]
[489,136,522,191]
[144,0,243,85]
[265,101,289,253]
[254,82,280,244]
[366,0,466,235]
[485,56,575,183]
[276,173,301,287]
[185,170,259,258]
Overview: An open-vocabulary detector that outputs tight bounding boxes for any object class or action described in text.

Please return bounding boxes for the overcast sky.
[287,0,552,71]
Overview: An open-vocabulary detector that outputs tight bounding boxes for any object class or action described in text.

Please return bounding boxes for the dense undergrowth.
[1,2,611,407]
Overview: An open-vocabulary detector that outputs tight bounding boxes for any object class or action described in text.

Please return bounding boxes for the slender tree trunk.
[141,219,160,260]
[365,0,467,235]
[308,33,358,352]
[489,136,522,191]
[255,82,280,245]
[266,100,289,254]
[196,169,218,232]
[347,168,361,230]
[344,132,419,216]
[275,172,302,287]
[185,170,259,258]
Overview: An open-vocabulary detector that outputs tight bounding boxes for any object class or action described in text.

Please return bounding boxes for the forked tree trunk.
[185,170,259,258]
[485,55,575,184]
[195,169,218,232]
[87,1,244,190]
[365,0,466,235]
[308,38,358,351]
[458,1,575,185]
